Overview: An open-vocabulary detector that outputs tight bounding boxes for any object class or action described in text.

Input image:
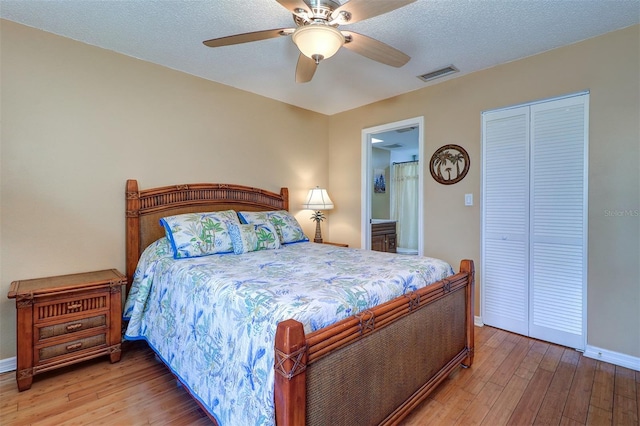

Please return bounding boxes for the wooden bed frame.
[125,179,474,425]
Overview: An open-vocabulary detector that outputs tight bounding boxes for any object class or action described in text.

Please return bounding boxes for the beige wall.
[0,20,329,359]
[2,19,638,363]
[328,25,640,358]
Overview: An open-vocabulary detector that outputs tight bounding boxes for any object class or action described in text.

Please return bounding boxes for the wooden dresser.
[7,269,126,391]
[371,221,397,253]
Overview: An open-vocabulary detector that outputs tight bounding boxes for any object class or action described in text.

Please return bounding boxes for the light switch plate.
[465,194,473,206]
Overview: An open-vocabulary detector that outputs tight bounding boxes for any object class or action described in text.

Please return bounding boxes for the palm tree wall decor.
[429,144,470,185]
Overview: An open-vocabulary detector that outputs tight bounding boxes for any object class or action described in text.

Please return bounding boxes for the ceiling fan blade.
[295,54,317,83]
[203,28,294,48]
[341,31,410,67]
[331,0,416,24]
[275,0,312,17]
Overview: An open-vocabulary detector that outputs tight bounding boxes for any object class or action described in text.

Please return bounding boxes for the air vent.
[396,127,416,133]
[382,143,403,149]
[417,65,459,82]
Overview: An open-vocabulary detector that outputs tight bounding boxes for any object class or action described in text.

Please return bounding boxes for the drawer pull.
[66,323,83,332]
[67,303,82,310]
[66,342,83,351]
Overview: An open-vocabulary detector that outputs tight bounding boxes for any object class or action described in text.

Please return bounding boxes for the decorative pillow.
[159,210,239,259]
[254,223,282,250]
[228,223,281,254]
[228,224,258,255]
[237,210,308,244]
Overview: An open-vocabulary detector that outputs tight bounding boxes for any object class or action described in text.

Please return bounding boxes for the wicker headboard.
[125,179,289,293]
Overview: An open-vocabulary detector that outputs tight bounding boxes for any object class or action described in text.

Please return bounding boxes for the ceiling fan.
[203,0,416,83]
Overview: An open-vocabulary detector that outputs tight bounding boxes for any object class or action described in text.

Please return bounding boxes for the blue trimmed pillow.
[237,210,308,244]
[228,223,281,254]
[159,210,239,259]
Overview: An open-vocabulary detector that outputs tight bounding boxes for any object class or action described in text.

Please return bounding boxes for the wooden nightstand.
[7,269,126,391]
[322,242,349,247]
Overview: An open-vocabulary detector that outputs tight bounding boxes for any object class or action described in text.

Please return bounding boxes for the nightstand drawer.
[38,314,106,340]
[38,333,107,362]
[36,293,108,323]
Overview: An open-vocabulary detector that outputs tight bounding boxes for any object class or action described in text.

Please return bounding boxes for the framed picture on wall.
[374,168,386,193]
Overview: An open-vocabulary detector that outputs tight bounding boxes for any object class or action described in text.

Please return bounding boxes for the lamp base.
[313,218,323,243]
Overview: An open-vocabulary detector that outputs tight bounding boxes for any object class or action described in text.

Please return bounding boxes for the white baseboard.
[0,357,16,374]
[584,345,640,371]
[474,320,638,371]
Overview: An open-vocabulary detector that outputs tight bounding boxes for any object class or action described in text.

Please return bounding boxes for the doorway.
[361,117,424,255]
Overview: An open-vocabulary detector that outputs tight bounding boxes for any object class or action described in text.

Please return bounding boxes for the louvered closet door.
[482,93,588,351]
[482,106,530,336]
[529,96,588,350]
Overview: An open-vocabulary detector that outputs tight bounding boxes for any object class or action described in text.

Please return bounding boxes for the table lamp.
[302,187,334,243]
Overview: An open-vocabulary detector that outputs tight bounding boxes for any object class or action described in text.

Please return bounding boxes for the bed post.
[274,319,307,426]
[460,259,475,367]
[281,188,289,212]
[125,179,140,294]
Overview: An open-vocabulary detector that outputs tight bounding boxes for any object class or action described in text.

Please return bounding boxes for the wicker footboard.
[275,260,475,425]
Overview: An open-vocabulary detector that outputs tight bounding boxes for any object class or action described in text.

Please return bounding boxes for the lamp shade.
[302,187,334,210]
[292,24,345,62]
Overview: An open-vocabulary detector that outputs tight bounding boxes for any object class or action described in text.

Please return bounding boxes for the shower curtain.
[391,161,419,252]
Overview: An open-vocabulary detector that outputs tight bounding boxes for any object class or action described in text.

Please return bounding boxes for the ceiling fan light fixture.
[292,24,345,63]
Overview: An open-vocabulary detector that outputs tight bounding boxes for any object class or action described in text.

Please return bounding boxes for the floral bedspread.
[123,239,454,425]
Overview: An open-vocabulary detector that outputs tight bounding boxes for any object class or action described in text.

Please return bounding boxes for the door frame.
[361,117,424,254]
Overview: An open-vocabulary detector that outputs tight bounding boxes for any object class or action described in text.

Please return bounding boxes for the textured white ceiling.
[2,0,638,115]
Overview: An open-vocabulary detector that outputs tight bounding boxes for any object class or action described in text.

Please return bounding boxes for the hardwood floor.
[401,326,638,426]
[1,326,638,425]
